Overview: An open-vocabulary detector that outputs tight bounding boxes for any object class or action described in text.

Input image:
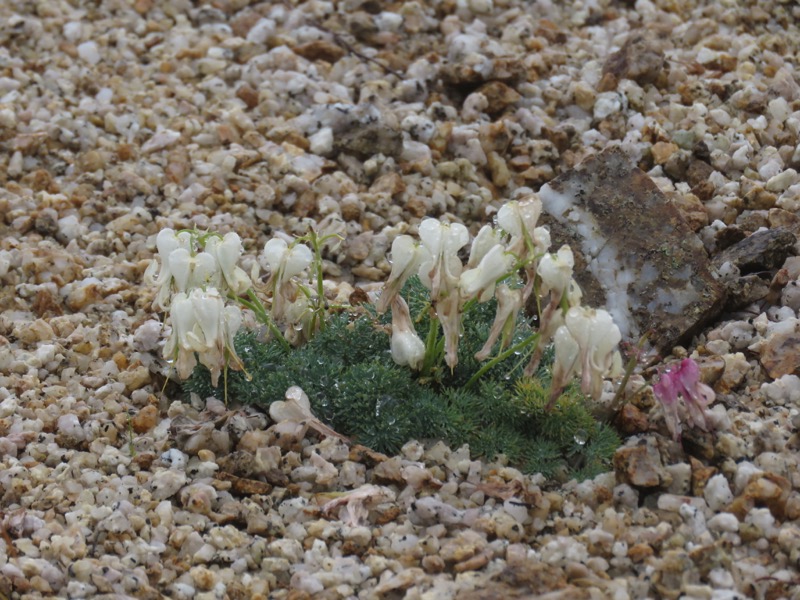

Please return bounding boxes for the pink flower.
[652,358,715,441]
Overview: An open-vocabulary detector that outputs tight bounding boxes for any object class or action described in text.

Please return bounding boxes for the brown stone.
[369,172,406,196]
[628,543,655,563]
[131,405,159,433]
[613,437,669,488]
[131,452,156,471]
[292,40,346,64]
[539,147,726,356]
[602,33,666,86]
[686,159,715,188]
[729,473,791,521]
[760,324,800,378]
[713,228,797,274]
[768,208,800,233]
[118,366,151,392]
[236,84,260,110]
[216,472,272,496]
[689,456,717,497]
[669,192,708,232]
[615,403,650,435]
[476,81,521,116]
[651,142,679,165]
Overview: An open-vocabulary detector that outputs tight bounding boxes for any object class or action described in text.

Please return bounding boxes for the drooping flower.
[205,232,251,296]
[549,324,581,402]
[376,235,425,314]
[147,228,194,310]
[467,224,504,269]
[565,306,623,400]
[261,238,313,323]
[497,198,542,242]
[389,296,426,370]
[652,358,715,441]
[538,245,574,300]
[163,288,244,386]
[262,238,313,285]
[417,219,469,299]
[459,243,514,303]
[475,284,523,361]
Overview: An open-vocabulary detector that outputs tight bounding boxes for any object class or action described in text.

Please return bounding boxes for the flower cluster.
[377,196,623,401]
[145,229,249,386]
[652,358,715,441]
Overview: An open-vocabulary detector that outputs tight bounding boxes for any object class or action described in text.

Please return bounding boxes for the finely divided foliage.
[148,197,655,477]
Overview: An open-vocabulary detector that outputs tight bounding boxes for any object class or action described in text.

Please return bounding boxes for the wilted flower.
[475,284,523,361]
[652,358,715,441]
[389,296,426,370]
[270,385,349,442]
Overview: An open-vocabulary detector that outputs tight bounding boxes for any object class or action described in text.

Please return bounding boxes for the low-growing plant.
[146,196,628,479]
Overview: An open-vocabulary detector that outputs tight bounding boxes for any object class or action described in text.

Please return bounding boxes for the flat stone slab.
[538,147,726,356]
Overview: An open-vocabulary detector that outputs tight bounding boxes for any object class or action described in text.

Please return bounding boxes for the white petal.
[190,289,223,349]
[418,218,444,255]
[168,248,192,293]
[262,238,288,271]
[190,252,220,289]
[283,244,313,280]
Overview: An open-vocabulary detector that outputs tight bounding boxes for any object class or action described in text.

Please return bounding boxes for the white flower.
[497,198,544,261]
[377,235,425,314]
[565,306,622,400]
[148,229,193,310]
[467,224,504,268]
[262,238,313,285]
[205,232,251,296]
[417,219,469,298]
[163,288,244,386]
[163,292,199,380]
[262,238,314,325]
[475,284,523,361]
[550,324,581,399]
[538,245,574,299]
[459,244,514,302]
[389,296,425,370]
[165,247,221,293]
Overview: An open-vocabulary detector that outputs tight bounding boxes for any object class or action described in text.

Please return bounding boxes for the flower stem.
[239,289,292,353]
[420,313,442,376]
[465,332,540,390]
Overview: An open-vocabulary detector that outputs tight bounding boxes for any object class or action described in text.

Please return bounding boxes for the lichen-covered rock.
[539,147,726,355]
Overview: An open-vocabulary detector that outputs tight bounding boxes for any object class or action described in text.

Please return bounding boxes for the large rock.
[539,147,726,356]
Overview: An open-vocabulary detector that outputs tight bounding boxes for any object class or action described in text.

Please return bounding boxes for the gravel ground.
[2,0,800,598]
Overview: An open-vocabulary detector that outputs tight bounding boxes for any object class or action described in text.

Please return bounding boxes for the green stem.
[420,314,442,376]
[465,332,540,390]
[239,289,292,353]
